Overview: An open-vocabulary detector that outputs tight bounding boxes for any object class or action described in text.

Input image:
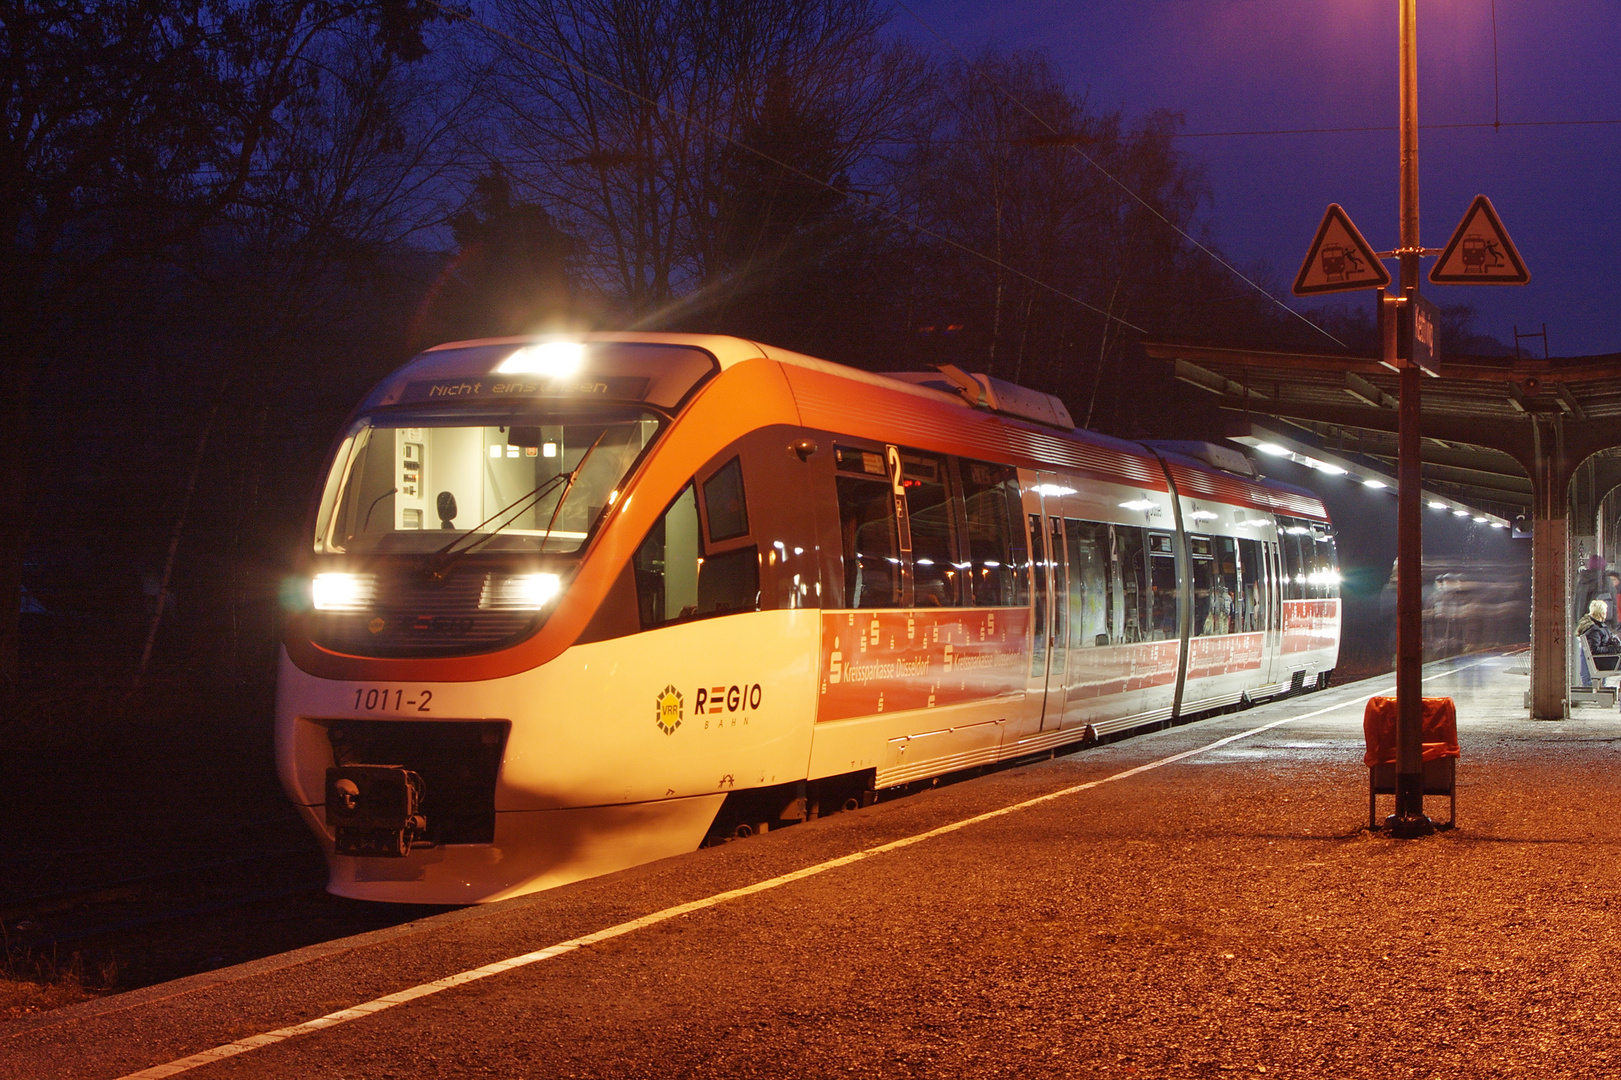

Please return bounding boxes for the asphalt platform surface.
[7,649,1621,1079]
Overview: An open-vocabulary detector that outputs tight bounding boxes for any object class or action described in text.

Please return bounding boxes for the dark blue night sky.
[902,1,1621,355]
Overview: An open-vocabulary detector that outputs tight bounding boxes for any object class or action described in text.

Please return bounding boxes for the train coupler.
[325,764,426,858]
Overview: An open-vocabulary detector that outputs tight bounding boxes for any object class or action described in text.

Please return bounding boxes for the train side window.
[959,460,1020,606]
[698,547,760,615]
[634,485,701,627]
[1065,519,1112,646]
[1116,526,1148,642]
[1312,527,1339,599]
[1189,535,1215,635]
[634,484,760,628]
[701,456,749,542]
[1146,531,1178,639]
[836,475,902,608]
[1279,521,1307,601]
[1235,537,1266,632]
[1048,517,1068,671]
[1207,536,1239,634]
[904,455,960,607]
[1028,514,1048,674]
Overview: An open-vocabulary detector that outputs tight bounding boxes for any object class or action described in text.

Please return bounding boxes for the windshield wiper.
[422,430,609,581]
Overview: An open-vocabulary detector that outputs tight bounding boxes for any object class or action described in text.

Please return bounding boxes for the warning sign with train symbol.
[1292,204,1391,296]
[1429,194,1529,285]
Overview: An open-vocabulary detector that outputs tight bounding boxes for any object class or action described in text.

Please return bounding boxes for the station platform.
[7,649,1621,1080]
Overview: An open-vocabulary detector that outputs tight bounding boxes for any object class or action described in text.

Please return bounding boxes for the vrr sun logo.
[654,684,684,735]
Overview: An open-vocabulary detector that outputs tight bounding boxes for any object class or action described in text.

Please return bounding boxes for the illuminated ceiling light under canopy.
[1473,516,1488,523]
[497,341,585,377]
[1428,500,1448,510]
[1363,478,1387,489]
[1453,509,1470,517]
[1490,521,1506,529]
[1255,442,1289,457]
[1314,462,1348,476]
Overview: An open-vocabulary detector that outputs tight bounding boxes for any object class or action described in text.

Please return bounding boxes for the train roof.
[376,333,1327,518]
[1149,444,1329,523]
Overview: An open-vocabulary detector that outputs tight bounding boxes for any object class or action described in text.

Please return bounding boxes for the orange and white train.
[276,334,1340,904]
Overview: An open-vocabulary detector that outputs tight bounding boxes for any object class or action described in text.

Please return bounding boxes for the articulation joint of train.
[276,334,1340,904]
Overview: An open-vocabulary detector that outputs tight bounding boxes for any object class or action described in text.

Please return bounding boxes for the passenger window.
[1147,531,1178,639]
[1312,527,1339,599]
[1065,519,1112,647]
[1028,514,1048,674]
[634,484,760,628]
[1278,519,1308,601]
[959,460,1020,606]
[904,455,960,607]
[702,456,749,541]
[698,547,759,615]
[1236,537,1266,632]
[635,485,700,627]
[1191,535,1240,636]
[1048,517,1067,671]
[1116,526,1148,642]
[836,475,902,608]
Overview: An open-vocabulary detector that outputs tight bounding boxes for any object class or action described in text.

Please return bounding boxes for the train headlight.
[481,572,562,611]
[312,572,377,611]
[497,341,584,378]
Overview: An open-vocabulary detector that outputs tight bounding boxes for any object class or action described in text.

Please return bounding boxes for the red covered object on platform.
[1362,696,1459,767]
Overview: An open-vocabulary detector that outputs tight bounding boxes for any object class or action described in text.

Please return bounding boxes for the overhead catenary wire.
[889,0,1345,350]
[419,0,1150,335]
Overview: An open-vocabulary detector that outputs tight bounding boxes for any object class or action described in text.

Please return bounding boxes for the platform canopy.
[1144,340,1621,720]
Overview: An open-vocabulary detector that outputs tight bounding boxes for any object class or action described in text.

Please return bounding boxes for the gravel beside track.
[9,650,1621,1079]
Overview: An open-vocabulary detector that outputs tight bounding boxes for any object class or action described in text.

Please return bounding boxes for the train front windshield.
[317,409,662,555]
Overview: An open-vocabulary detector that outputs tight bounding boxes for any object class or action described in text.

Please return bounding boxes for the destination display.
[401,374,652,403]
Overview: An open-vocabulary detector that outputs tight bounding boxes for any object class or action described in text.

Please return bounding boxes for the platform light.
[481,572,561,611]
[1490,521,1507,529]
[1255,442,1289,456]
[1363,478,1387,489]
[312,572,377,612]
[1428,500,1448,510]
[1453,509,1470,517]
[1315,462,1348,476]
[497,341,585,377]
[1473,516,1488,523]
[1119,499,1156,512]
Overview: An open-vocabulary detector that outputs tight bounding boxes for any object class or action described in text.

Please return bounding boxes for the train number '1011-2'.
[352,687,433,712]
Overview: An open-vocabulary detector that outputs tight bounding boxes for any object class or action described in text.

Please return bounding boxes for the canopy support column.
[1529,417,1572,720]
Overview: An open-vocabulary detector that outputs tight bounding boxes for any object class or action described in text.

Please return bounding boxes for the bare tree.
[0,0,455,700]
[481,0,928,315]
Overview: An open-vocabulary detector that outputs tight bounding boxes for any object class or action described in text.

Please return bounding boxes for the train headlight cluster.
[480,572,562,611]
[497,341,584,377]
[312,572,378,611]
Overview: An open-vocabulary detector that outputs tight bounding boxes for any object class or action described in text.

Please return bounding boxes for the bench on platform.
[1573,633,1621,707]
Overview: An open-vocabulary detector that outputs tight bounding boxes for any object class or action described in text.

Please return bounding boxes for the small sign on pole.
[1378,291,1441,377]
[1429,195,1530,285]
[1293,204,1392,296]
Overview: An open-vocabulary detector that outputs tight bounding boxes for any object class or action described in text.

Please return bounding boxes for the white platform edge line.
[115,656,1493,1080]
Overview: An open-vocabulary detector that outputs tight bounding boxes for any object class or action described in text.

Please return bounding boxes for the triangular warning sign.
[1293,204,1391,296]
[1429,195,1529,285]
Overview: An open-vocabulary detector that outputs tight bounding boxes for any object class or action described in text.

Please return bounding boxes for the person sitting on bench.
[1578,599,1621,686]
[1580,599,1620,654]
